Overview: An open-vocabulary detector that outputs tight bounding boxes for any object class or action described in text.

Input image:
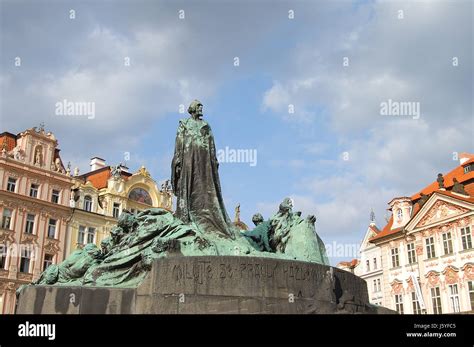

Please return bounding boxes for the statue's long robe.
[171,117,235,239]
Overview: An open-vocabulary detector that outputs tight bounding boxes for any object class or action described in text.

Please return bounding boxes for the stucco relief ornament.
[138,166,151,178]
[44,240,60,255]
[21,233,38,244]
[8,145,24,161]
[443,267,459,285]
[418,201,468,227]
[55,157,64,173]
[462,264,474,280]
[426,272,440,287]
[6,282,16,292]
[416,244,424,255]
[0,229,15,243]
[110,165,125,192]
[98,196,108,211]
[111,165,123,179]
[391,281,404,294]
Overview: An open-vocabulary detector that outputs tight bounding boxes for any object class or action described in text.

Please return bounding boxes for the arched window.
[397,208,403,220]
[128,188,152,205]
[83,195,92,212]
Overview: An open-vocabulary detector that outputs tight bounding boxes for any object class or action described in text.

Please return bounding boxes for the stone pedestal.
[16,256,394,314]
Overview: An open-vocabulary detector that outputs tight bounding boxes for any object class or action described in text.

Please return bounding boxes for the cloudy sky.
[1,0,472,264]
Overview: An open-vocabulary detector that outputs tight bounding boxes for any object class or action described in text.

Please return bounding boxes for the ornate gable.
[425,271,440,288]
[442,265,460,285]
[390,279,404,295]
[415,200,469,228]
[359,225,379,252]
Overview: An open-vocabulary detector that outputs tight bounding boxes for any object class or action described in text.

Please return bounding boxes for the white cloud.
[258,0,472,249]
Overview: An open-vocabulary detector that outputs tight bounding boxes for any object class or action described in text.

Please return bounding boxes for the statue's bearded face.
[195,104,203,118]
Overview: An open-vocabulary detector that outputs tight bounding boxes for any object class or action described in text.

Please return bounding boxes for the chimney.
[90,157,106,171]
[459,152,474,165]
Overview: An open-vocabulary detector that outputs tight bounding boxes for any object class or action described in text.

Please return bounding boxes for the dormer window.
[397,209,403,220]
[464,164,473,174]
[83,195,92,212]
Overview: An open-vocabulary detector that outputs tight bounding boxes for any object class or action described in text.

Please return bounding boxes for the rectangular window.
[391,248,399,268]
[43,254,53,271]
[442,232,454,255]
[47,219,57,238]
[83,196,92,212]
[51,189,60,204]
[87,227,95,244]
[77,226,86,245]
[0,244,7,269]
[19,248,31,273]
[373,257,377,270]
[469,281,474,310]
[377,279,381,292]
[25,214,35,234]
[113,203,120,218]
[411,292,422,314]
[29,184,39,198]
[366,260,370,272]
[448,284,460,313]
[2,209,12,229]
[461,227,472,250]
[431,287,442,314]
[425,237,436,259]
[6,177,16,192]
[407,243,417,264]
[373,279,377,292]
[394,294,404,314]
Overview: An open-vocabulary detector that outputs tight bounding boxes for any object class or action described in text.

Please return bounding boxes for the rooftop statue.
[452,178,468,196]
[437,173,445,189]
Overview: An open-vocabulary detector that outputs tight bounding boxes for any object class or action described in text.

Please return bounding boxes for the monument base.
[16,256,394,314]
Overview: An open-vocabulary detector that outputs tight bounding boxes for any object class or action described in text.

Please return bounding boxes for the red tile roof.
[370,154,474,243]
[412,161,474,200]
[370,216,404,242]
[85,167,111,189]
[80,166,132,189]
[0,132,17,151]
[369,224,381,234]
[337,259,359,268]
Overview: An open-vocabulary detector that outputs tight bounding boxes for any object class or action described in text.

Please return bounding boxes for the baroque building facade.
[0,127,173,314]
[337,213,384,306]
[355,214,384,306]
[0,127,73,314]
[66,157,172,256]
[370,153,474,314]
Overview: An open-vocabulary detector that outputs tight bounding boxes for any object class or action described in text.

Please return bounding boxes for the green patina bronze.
[18,101,328,292]
[171,99,236,239]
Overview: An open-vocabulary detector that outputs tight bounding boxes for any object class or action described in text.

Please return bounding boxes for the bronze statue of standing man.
[171,100,235,239]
